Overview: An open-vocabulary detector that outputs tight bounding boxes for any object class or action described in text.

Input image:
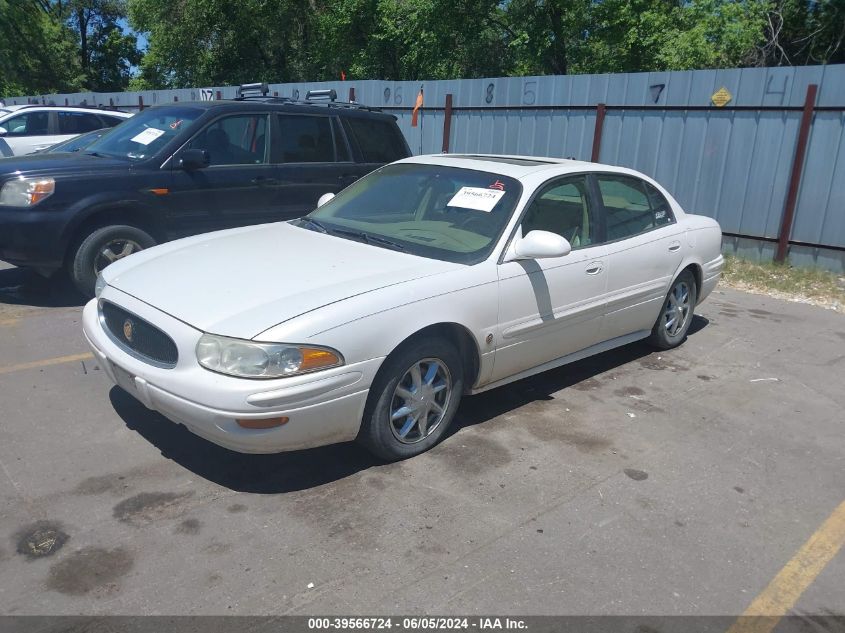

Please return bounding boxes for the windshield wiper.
[296,217,329,233]
[331,228,407,252]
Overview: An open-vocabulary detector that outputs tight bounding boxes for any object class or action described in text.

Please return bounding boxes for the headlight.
[94,273,107,299]
[196,333,343,379]
[0,176,55,207]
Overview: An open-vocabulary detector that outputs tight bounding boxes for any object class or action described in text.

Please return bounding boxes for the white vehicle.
[0,105,132,155]
[83,155,724,460]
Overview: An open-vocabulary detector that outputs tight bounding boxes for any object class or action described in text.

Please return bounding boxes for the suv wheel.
[70,225,156,297]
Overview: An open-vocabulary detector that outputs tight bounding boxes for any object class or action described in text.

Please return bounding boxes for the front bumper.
[0,206,69,270]
[82,288,383,453]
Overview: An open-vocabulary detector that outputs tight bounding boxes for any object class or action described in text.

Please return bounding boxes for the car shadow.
[111,315,710,495]
[0,265,85,308]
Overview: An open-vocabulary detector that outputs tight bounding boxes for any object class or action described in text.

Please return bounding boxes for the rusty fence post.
[216,90,222,100]
[138,95,144,110]
[441,94,453,153]
[776,83,818,263]
[349,87,356,102]
[591,103,606,162]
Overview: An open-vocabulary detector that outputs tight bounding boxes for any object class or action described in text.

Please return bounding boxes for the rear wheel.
[648,269,697,350]
[70,225,155,297]
[357,337,464,461]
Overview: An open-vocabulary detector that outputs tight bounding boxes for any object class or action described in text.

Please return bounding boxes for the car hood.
[0,152,130,180]
[104,222,462,339]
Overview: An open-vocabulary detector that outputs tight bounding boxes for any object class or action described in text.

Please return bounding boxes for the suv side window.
[597,175,674,241]
[521,175,593,249]
[188,114,268,166]
[277,114,334,163]
[58,111,104,134]
[344,117,407,163]
[2,111,49,136]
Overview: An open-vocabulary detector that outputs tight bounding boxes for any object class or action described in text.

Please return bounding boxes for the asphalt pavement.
[0,261,843,618]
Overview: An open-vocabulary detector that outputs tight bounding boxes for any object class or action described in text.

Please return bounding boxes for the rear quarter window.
[344,117,408,163]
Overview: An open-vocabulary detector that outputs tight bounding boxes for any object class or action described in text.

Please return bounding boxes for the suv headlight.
[196,334,343,379]
[0,176,55,207]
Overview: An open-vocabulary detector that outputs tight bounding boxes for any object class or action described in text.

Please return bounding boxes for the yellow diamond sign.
[711,86,732,107]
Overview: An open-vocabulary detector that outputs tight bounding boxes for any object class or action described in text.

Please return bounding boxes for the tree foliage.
[0,0,140,97]
[3,0,845,97]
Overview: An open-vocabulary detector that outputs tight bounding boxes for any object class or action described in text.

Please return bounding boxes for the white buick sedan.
[83,155,723,460]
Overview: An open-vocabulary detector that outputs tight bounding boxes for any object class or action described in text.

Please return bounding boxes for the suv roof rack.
[230,81,383,112]
[236,82,270,98]
[306,89,336,101]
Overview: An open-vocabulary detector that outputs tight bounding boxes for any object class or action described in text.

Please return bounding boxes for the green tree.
[62,0,142,90]
[0,0,85,97]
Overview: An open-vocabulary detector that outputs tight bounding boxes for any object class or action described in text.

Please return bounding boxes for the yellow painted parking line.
[0,352,94,375]
[726,499,845,633]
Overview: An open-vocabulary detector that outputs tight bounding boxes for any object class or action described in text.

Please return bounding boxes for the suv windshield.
[84,106,203,161]
[301,163,522,264]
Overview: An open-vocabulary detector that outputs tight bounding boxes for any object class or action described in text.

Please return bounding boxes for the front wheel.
[70,225,156,297]
[357,337,464,461]
[648,269,697,350]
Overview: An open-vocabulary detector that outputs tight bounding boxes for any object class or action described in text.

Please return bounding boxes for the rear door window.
[276,114,334,163]
[58,111,105,134]
[596,175,674,242]
[344,117,407,163]
[98,114,127,128]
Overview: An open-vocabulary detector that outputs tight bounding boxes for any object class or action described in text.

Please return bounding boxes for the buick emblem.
[123,319,135,343]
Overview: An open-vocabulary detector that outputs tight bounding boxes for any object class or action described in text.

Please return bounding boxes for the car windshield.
[83,106,203,161]
[44,129,107,153]
[301,163,522,264]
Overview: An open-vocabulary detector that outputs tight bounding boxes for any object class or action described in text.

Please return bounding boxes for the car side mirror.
[179,148,210,170]
[0,127,7,136]
[506,230,572,261]
[317,192,335,208]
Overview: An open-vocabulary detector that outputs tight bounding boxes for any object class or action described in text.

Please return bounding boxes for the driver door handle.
[585,261,604,275]
[251,176,279,186]
[668,241,682,252]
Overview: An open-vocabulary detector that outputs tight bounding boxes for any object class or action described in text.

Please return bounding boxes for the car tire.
[70,225,156,297]
[648,269,698,350]
[357,337,464,461]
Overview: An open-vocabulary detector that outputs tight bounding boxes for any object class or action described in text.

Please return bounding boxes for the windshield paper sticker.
[130,128,165,145]
[447,187,505,212]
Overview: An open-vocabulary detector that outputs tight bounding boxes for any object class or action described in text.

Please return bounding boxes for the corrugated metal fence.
[9,65,845,271]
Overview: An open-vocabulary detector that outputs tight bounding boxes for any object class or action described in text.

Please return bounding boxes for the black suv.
[0,86,410,295]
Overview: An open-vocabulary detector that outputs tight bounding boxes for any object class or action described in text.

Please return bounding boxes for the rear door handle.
[251,176,280,185]
[668,241,682,252]
[585,261,604,275]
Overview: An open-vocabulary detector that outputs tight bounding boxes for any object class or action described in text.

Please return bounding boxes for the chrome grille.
[100,301,178,367]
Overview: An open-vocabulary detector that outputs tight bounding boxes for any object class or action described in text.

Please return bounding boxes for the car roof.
[0,104,132,116]
[149,99,395,120]
[396,153,630,179]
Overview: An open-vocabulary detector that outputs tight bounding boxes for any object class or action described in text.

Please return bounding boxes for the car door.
[593,174,685,341]
[167,112,278,235]
[271,113,353,220]
[492,175,609,382]
[0,110,51,155]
